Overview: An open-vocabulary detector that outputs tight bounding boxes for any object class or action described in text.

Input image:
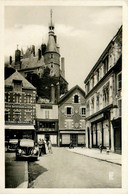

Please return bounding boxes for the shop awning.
[5,125,35,130]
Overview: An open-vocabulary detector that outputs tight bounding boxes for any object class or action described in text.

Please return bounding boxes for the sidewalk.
[67,147,121,165]
[5,152,28,188]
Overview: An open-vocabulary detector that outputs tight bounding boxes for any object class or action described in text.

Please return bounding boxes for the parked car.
[16,139,39,161]
[7,139,18,152]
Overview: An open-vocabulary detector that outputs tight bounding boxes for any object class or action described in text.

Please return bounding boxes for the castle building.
[8,10,68,103]
[58,85,86,147]
[84,26,122,154]
[5,70,37,141]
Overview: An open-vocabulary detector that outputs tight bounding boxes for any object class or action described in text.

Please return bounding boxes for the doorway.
[88,127,90,148]
[70,134,77,147]
[114,127,121,154]
[45,134,50,143]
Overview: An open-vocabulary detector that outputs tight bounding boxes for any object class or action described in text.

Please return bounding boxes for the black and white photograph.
[1,0,128,193]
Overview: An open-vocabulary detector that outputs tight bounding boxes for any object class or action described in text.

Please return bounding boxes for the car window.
[9,139,18,144]
[20,139,34,147]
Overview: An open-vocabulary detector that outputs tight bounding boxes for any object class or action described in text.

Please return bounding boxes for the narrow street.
[28,147,121,188]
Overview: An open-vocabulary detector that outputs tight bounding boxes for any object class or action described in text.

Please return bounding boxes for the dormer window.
[74,95,79,103]
[13,80,22,92]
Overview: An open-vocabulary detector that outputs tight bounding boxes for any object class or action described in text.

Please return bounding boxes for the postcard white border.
[0,1,128,194]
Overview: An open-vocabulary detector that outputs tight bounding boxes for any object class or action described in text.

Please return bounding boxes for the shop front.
[59,130,85,147]
[111,118,121,154]
[36,119,58,146]
[5,124,36,142]
[86,111,111,149]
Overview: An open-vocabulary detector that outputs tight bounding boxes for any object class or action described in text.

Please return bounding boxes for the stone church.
[7,10,68,104]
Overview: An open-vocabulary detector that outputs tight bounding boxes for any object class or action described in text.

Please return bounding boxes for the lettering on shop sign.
[39,128,56,131]
[40,105,52,109]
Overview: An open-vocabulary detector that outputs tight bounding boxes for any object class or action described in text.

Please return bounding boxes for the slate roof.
[45,35,58,53]
[58,85,85,105]
[5,70,36,90]
[21,56,44,70]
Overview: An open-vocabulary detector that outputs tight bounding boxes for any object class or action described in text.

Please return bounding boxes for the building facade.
[5,70,37,141]
[35,103,58,146]
[84,26,122,154]
[58,85,86,147]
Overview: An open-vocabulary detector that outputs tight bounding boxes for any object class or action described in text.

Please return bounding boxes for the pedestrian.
[47,139,53,154]
[42,139,46,154]
[69,140,74,149]
[99,144,103,153]
[44,138,48,154]
[38,139,43,156]
[35,143,39,154]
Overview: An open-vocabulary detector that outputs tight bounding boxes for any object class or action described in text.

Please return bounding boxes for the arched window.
[74,95,79,103]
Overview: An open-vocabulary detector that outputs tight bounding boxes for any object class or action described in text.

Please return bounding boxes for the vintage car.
[16,139,39,161]
[7,139,18,152]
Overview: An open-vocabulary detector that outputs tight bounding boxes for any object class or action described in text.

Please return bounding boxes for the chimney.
[51,84,55,104]
[32,45,35,57]
[56,82,60,103]
[9,56,12,65]
[61,57,65,78]
[15,49,21,64]
[41,44,46,55]
[38,49,41,60]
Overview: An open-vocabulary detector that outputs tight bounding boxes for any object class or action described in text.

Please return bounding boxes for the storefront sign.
[39,128,57,131]
[40,105,52,109]
[90,113,104,123]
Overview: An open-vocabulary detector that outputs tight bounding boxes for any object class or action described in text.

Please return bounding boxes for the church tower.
[44,10,60,77]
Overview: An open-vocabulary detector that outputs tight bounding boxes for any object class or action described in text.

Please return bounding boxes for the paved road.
[5,152,27,188]
[28,147,121,188]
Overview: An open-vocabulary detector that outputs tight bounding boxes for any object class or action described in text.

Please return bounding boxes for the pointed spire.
[49,9,54,32]
[45,10,58,54]
[50,9,53,26]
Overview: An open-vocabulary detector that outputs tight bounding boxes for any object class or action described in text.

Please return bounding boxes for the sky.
[4,6,122,90]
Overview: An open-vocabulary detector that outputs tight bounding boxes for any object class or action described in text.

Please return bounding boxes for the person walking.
[38,139,43,156]
[47,139,53,154]
[44,138,48,154]
[99,144,103,153]
[42,139,46,154]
